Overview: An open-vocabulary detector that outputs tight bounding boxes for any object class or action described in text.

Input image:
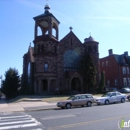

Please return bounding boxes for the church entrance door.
[71,77,81,91]
[42,79,48,91]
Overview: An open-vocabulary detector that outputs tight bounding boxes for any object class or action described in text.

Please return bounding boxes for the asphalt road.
[0,101,130,130]
[27,101,130,130]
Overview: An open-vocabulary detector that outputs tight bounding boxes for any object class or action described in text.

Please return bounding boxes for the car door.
[72,95,81,106]
[80,95,87,105]
[109,93,116,103]
[86,94,94,103]
[115,92,122,102]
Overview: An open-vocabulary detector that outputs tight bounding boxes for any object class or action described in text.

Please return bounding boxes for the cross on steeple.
[46,0,48,4]
[89,32,91,36]
[69,26,73,31]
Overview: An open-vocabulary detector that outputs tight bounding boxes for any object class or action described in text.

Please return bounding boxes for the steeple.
[44,3,50,14]
[33,2,60,40]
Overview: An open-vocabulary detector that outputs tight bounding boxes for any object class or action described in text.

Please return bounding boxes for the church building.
[22,4,100,94]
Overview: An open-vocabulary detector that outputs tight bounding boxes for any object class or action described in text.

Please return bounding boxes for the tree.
[80,54,97,93]
[98,71,105,93]
[1,68,20,99]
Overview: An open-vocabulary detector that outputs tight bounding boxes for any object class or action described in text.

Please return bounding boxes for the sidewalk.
[0,98,57,113]
[0,95,101,113]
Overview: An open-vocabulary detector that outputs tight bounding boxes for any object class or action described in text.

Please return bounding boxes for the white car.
[96,91,126,105]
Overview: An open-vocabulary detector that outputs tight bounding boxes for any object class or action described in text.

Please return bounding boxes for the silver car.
[57,94,95,109]
[96,91,126,105]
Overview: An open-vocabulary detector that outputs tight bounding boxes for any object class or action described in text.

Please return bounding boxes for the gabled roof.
[60,31,82,44]
[33,13,60,24]
[114,54,130,66]
[33,4,60,24]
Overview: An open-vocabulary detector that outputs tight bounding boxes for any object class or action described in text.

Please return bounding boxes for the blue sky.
[1,0,130,80]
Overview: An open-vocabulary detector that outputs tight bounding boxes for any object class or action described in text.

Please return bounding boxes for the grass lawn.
[8,93,129,103]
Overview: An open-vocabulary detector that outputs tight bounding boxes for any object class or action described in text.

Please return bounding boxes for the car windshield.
[102,93,111,97]
[67,95,75,100]
[124,88,130,90]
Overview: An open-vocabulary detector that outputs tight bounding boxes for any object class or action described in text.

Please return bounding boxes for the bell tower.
[33,4,60,40]
[84,35,100,89]
[33,3,60,94]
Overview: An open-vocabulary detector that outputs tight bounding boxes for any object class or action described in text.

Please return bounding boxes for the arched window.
[37,26,42,36]
[45,30,49,35]
[41,44,44,52]
[94,45,97,52]
[28,63,31,83]
[52,28,56,37]
[37,44,40,53]
[44,63,48,72]
[88,46,92,52]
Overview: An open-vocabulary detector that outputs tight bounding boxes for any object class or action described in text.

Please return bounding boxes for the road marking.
[0,123,38,130]
[30,128,43,130]
[0,118,35,125]
[41,114,76,120]
[0,114,41,130]
[48,114,130,130]
[0,117,30,122]
[0,115,30,119]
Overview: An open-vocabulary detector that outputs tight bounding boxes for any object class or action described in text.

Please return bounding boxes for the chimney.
[108,49,113,56]
[124,51,128,56]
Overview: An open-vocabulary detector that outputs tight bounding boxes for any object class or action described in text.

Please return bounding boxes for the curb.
[24,106,58,112]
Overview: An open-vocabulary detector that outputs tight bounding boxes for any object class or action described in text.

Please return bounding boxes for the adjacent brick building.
[22,4,100,94]
[100,49,130,89]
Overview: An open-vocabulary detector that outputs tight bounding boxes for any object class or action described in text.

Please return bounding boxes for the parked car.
[103,87,117,92]
[57,94,95,109]
[127,95,130,101]
[96,91,126,105]
[118,87,130,93]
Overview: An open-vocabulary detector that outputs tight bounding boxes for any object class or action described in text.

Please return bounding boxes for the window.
[102,62,104,67]
[115,79,118,85]
[81,95,86,99]
[74,96,80,100]
[116,92,121,95]
[123,78,127,86]
[86,95,93,98]
[122,67,126,74]
[127,67,129,74]
[44,63,48,71]
[88,46,92,52]
[111,93,116,96]
[106,61,109,66]
[107,80,110,86]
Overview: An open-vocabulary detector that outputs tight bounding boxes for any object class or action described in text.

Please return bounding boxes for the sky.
[1,0,130,81]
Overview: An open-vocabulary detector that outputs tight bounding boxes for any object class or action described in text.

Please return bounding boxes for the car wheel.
[87,101,92,107]
[121,98,125,103]
[65,103,71,109]
[105,100,109,105]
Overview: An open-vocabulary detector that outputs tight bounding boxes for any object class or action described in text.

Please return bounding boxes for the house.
[100,49,130,89]
[22,4,100,94]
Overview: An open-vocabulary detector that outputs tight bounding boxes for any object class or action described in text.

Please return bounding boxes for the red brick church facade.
[22,4,100,94]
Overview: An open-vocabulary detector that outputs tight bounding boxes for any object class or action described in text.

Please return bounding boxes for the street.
[28,101,130,130]
[0,101,130,130]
